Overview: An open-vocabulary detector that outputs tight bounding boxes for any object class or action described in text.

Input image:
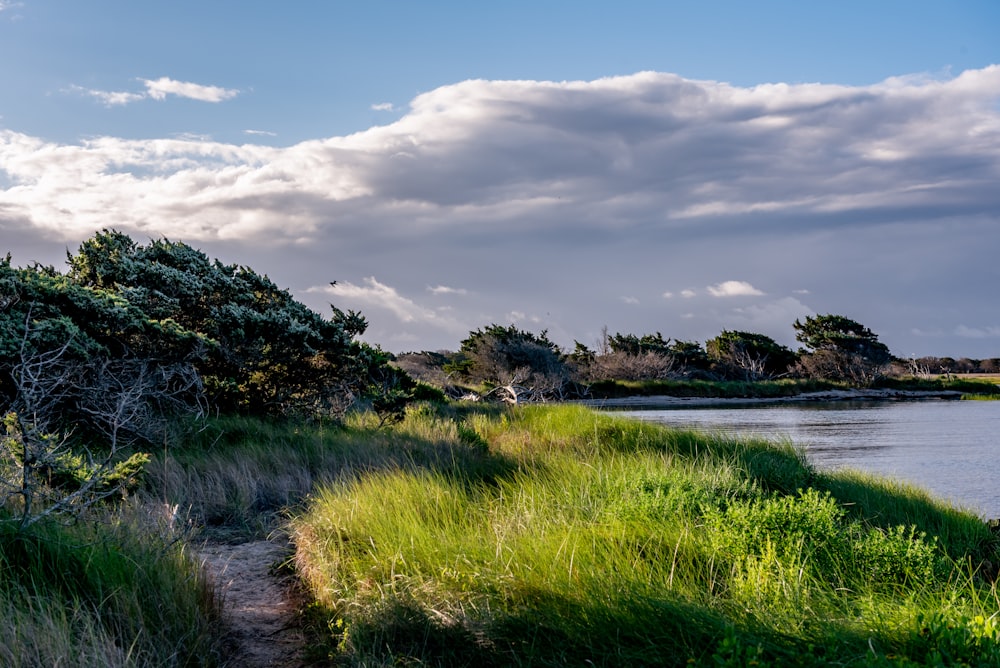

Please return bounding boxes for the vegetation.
[284,404,1000,666]
[706,330,798,381]
[792,314,893,386]
[0,502,222,667]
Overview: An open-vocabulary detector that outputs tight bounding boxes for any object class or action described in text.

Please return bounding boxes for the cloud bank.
[3,67,1000,355]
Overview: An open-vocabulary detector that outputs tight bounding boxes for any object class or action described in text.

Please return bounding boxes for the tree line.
[397,315,996,403]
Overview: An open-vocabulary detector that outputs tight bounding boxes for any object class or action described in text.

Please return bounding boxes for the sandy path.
[198,540,309,668]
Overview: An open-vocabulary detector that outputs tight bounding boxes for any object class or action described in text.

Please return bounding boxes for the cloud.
[67,85,146,107]
[707,280,765,297]
[67,77,239,106]
[245,129,278,137]
[141,77,240,102]
[727,297,814,347]
[622,296,640,305]
[371,102,395,111]
[955,325,1000,339]
[309,277,469,337]
[427,285,468,295]
[4,66,1000,354]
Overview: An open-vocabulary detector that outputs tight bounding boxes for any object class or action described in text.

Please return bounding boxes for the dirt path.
[198,539,309,667]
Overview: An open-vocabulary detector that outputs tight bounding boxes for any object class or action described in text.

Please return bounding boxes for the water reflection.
[615,400,1000,518]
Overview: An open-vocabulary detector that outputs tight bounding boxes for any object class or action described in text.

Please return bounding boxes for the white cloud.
[662,291,674,299]
[245,129,278,137]
[680,290,697,299]
[428,285,468,295]
[67,85,145,107]
[955,325,1000,338]
[312,277,432,323]
[707,280,765,297]
[68,78,239,106]
[142,77,239,102]
[371,102,395,111]
[622,296,639,305]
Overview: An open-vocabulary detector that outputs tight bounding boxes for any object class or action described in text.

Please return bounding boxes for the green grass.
[0,503,223,667]
[7,401,999,665]
[289,404,1000,666]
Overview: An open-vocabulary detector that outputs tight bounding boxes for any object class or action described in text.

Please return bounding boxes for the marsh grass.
[0,503,223,667]
[289,404,1000,666]
[145,407,514,541]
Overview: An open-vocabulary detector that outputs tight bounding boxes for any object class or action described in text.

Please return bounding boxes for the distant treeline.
[904,357,1000,375]
[395,314,987,403]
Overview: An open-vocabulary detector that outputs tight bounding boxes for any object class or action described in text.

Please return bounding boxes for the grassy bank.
[286,404,1000,666]
[585,376,1000,400]
[6,402,1000,665]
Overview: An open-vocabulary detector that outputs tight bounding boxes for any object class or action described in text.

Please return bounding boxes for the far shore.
[573,388,966,410]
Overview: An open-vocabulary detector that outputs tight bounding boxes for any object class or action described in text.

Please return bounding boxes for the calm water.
[615,400,1000,518]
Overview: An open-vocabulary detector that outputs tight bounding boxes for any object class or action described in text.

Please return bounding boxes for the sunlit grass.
[289,404,1000,666]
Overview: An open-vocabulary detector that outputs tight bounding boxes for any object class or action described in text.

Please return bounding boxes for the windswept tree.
[1,261,204,529]
[793,314,892,385]
[706,330,797,381]
[449,324,571,402]
[585,330,711,381]
[66,230,377,416]
[580,329,677,381]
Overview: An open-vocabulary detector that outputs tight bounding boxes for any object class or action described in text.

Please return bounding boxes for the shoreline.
[572,388,965,410]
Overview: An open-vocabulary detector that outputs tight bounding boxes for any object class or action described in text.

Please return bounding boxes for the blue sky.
[2,1,999,357]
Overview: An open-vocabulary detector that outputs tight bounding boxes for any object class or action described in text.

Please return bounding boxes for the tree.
[2,313,202,530]
[451,325,571,402]
[793,314,892,385]
[582,329,678,382]
[706,330,796,381]
[1,254,206,430]
[606,331,673,356]
[65,230,376,416]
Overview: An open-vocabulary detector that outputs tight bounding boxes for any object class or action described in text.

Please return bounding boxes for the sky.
[1,1,999,359]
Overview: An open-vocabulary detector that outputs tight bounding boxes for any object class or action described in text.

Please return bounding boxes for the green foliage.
[606,331,673,356]
[793,314,892,384]
[64,229,376,416]
[2,413,149,498]
[453,323,572,400]
[605,332,710,373]
[706,329,798,380]
[288,405,1000,666]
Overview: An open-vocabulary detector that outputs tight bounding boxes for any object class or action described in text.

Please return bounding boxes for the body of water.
[615,399,1000,518]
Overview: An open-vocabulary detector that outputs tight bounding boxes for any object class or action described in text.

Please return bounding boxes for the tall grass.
[0,503,223,667]
[290,403,1000,666]
[144,407,512,541]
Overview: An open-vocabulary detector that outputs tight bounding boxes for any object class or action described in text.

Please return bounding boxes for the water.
[615,400,1000,518]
